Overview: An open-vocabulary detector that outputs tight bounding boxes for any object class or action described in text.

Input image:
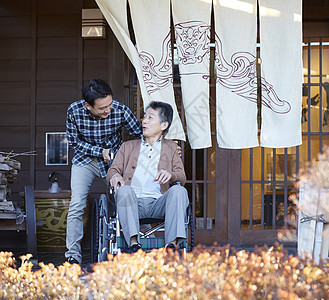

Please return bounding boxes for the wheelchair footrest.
[141,237,165,250]
[116,236,187,252]
[116,236,165,251]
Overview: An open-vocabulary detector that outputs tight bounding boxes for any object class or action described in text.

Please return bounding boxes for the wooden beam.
[215,146,228,244]
[303,6,329,20]
[29,0,37,187]
[228,149,241,247]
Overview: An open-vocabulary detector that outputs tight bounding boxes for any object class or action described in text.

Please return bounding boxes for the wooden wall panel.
[0,82,30,104]
[109,35,126,102]
[37,37,79,59]
[303,4,329,19]
[0,128,30,149]
[37,16,80,37]
[84,40,108,58]
[0,104,30,126]
[37,59,78,81]
[83,58,108,80]
[0,16,31,37]
[36,81,79,103]
[303,22,329,39]
[83,0,98,9]
[12,170,31,191]
[0,38,31,59]
[37,0,80,15]
[35,104,68,126]
[0,60,31,81]
[0,1,31,16]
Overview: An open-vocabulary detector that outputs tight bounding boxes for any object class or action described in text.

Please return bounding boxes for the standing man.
[65,79,142,264]
[106,101,189,253]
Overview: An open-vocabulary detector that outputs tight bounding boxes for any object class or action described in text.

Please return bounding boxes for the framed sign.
[45,132,68,165]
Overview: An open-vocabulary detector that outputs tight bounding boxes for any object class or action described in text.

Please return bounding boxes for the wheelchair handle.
[108,185,114,195]
[172,181,181,186]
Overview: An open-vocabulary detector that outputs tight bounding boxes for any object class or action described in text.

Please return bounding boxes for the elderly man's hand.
[110,174,125,192]
[155,169,172,184]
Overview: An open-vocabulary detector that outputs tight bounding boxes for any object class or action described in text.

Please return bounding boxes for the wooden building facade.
[1,0,329,249]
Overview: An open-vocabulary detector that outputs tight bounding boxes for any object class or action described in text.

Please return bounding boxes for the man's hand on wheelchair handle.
[155,169,172,184]
[110,173,125,192]
[102,148,112,163]
[174,140,182,157]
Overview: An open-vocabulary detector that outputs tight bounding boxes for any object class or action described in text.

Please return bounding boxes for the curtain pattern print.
[172,0,212,149]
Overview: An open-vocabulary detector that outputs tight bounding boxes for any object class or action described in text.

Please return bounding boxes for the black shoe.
[165,243,184,258]
[165,243,176,252]
[67,257,80,264]
[124,243,142,254]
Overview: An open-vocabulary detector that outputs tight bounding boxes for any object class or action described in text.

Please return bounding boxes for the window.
[241,38,329,230]
[45,132,68,165]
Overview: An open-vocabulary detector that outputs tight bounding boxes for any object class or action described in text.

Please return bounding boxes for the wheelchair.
[90,185,194,263]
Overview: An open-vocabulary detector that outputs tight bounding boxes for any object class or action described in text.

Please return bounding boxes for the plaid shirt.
[66,99,142,177]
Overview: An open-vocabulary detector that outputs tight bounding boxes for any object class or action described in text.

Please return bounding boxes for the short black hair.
[82,79,113,107]
[145,101,173,135]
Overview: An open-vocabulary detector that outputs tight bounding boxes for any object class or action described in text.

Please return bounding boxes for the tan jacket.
[106,139,186,194]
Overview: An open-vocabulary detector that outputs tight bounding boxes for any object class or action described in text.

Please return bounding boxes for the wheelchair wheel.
[98,194,109,262]
[90,198,100,264]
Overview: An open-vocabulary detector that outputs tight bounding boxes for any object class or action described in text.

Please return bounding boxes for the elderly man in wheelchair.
[105,101,190,254]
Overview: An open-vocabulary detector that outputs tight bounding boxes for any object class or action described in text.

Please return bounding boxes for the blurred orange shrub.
[0,246,328,299]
